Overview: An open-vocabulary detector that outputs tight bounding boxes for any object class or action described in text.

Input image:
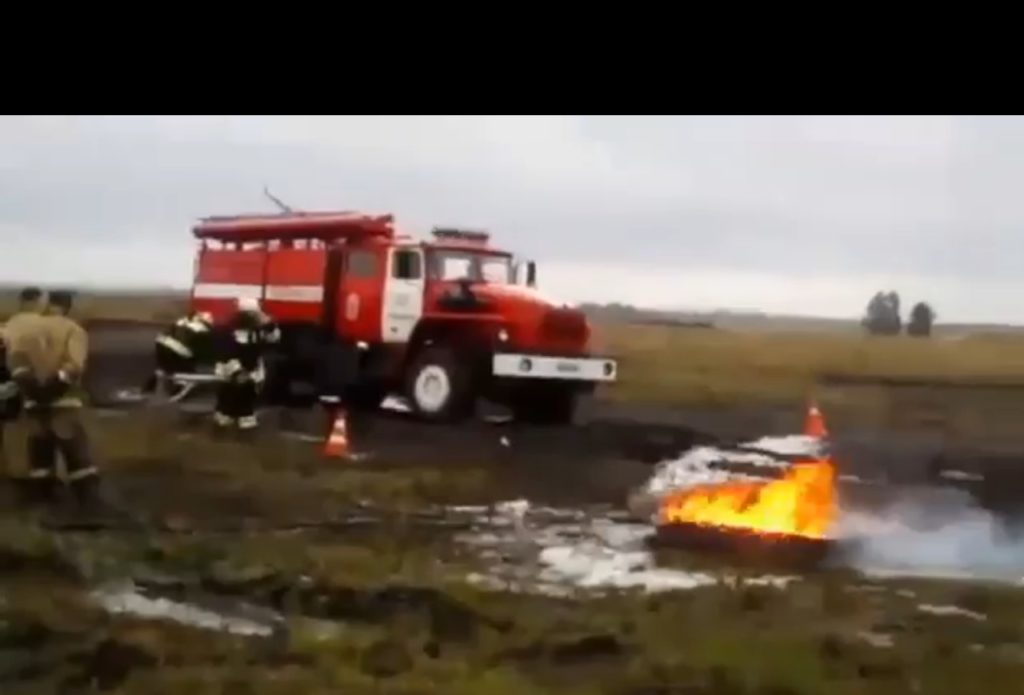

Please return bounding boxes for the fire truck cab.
[189,210,617,423]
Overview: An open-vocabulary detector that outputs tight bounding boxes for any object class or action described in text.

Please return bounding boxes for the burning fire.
[659,458,837,538]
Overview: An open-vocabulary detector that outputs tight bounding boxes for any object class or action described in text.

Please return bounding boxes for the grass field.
[596,323,1024,408]
[2,409,1023,694]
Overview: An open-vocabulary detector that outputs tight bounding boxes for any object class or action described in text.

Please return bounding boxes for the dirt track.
[82,320,1024,518]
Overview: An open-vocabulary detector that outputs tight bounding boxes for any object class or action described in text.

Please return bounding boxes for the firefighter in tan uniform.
[1,287,46,473]
[0,334,16,469]
[8,290,100,505]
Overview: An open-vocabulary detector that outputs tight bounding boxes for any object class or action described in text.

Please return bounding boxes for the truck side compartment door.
[381,247,425,343]
[321,246,345,336]
[336,246,385,343]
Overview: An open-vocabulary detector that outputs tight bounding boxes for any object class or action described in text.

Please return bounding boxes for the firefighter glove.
[0,381,18,400]
[38,375,70,404]
[12,370,42,402]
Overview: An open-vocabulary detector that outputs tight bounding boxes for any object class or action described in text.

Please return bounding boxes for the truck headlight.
[497,329,509,343]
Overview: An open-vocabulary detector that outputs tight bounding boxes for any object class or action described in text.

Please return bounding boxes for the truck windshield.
[431,250,512,284]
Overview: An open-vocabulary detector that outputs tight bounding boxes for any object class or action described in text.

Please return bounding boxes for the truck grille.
[540,309,588,344]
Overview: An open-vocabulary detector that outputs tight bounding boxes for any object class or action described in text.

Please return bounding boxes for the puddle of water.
[113,388,148,404]
[381,396,411,413]
[917,603,986,621]
[939,470,985,483]
[281,431,325,443]
[857,630,895,648]
[91,582,280,637]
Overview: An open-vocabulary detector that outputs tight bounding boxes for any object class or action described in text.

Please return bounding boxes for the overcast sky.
[2,115,1022,323]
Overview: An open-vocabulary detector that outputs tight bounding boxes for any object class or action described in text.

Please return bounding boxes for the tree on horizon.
[862,291,902,335]
[907,301,936,337]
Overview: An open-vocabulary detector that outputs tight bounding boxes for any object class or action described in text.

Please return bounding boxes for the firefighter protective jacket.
[214,311,277,384]
[256,311,281,346]
[156,312,215,361]
[1,311,46,373]
[0,336,18,418]
[10,314,89,409]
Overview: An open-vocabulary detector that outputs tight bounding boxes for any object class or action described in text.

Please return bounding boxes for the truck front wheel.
[405,346,474,422]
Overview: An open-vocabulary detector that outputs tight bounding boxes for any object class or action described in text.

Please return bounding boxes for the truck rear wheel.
[405,346,474,422]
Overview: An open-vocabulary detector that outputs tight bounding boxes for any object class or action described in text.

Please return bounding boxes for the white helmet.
[237,297,261,313]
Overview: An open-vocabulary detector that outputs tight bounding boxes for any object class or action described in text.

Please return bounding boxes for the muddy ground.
[0,320,1020,693]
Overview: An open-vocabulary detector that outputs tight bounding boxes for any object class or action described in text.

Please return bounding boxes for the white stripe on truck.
[193,283,322,303]
[265,285,323,302]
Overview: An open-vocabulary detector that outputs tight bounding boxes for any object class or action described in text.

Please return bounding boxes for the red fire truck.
[188,210,617,423]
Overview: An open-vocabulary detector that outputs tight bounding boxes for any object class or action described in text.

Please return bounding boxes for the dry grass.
[0,291,186,325]
[593,322,1024,407]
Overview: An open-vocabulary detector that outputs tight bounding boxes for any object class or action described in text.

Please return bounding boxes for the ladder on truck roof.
[192,211,396,244]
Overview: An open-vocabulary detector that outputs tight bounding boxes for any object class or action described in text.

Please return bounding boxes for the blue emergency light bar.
[431,227,490,244]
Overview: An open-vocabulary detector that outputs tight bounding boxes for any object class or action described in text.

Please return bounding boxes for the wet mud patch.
[0,524,82,580]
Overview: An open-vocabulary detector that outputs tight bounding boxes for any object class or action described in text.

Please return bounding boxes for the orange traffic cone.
[323,410,350,458]
[804,401,828,439]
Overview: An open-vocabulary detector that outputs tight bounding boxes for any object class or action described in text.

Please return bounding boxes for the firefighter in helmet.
[143,309,215,397]
[8,289,101,505]
[212,297,280,431]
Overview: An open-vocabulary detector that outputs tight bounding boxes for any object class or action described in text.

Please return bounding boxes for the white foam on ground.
[740,434,824,457]
[92,585,276,637]
[642,446,785,496]
[643,433,828,498]
[455,500,795,596]
[643,433,831,497]
[537,542,717,592]
[458,433,823,594]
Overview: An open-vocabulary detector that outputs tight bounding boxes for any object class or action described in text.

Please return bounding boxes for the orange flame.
[658,458,837,539]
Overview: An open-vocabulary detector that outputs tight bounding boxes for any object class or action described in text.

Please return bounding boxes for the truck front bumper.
[492,353,617,383]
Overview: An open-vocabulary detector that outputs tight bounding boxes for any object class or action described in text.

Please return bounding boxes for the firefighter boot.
[56,427,103,513]
[70,473,104,513]
[23,435,58,506]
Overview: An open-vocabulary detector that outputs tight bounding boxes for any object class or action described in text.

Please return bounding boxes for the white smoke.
[837,487,1024,582]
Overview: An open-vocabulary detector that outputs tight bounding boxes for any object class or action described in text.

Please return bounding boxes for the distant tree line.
[862,291,936,337]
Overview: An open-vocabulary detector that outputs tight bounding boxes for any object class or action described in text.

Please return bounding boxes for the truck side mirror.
[526,261,537,288]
